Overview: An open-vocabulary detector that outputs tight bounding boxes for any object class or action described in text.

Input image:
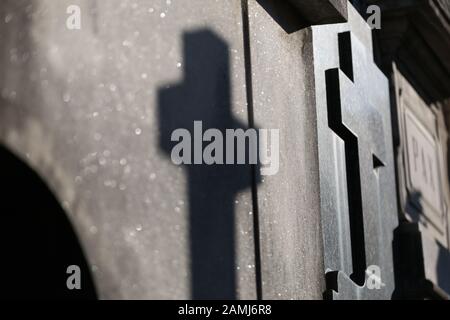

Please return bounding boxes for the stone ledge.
[287,0,348,24]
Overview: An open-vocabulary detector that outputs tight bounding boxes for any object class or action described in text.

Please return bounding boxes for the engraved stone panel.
[405,109,443,224]
[392,68,450,298]
[394,69,449,244]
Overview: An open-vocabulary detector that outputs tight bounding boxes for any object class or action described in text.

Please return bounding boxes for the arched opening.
[0,145,97,300]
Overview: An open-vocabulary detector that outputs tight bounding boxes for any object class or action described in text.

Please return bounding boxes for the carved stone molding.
[358,0,450,103]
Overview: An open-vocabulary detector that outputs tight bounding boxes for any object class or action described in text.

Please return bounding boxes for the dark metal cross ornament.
[311,5,398,300]
[326,31,387,286]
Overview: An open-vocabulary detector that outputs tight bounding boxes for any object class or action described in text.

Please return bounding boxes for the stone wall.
[0,0,448,300]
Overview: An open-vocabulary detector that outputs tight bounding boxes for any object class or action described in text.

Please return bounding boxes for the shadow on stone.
[158,30,258,299]
[392,191,450,299]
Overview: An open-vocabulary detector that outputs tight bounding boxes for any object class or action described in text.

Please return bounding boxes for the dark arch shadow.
[0,144,97,300]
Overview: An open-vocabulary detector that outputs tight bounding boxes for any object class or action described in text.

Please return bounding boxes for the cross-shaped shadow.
[158,30,259,299]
